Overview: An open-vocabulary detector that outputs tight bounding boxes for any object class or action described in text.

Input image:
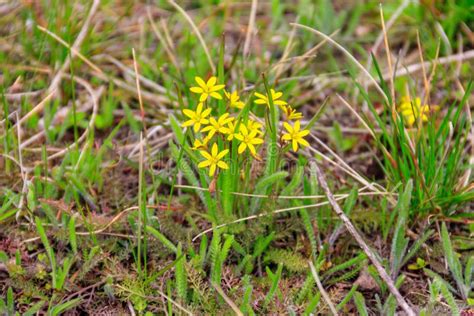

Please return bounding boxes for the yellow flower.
[182,103,211,132]
[254,89,287,108]
[201,113,234,138]
[282,120,310,152]
[224,90,245,109]
[282,105,303,120]
[190,76,225,102]
[198,143,229,177]
[226,121,240,141]
[192,136,211,150]
[235,124,264,155]
[247,119,264,135]
[398,96,438,126]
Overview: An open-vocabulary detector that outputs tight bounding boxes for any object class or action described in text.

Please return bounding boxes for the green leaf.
[250,171,288,214]
[50,298,81,316]
[303,292,321,315]
[435,277,460,316]
[401,229,434,267]
[303,98,328,132]
[7,287,14,315]
[68,216,78,255]
[353,291,368,316]
[175,243,187,301]
[441,222,467,300]
[336,283,358,311]
[145,226,177,253]
[264,263,283,306]
[0,251,8,263]
[169,114,185,144]
[240,275,254,315]
[23,301,45,316]
[212,234,234,284]
[35,217,57,289]
[390,180,412,278]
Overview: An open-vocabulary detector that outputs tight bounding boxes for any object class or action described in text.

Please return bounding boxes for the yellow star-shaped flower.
[282,105,303,120]
[226,121,240,141]
[201,113,234,138]
[224,90,245,109]
[181,103,211,132]
[198,143,229,177]
[254,89,287,108]
[235,124,264,155]
[190,76,225,102]
[192,136,211,150]
[282,120,310,152]
[247,119,264,135]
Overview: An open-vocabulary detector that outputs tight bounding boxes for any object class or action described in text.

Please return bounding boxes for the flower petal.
[207,76,217,87]
[216,149,229,160]
[235,101,245,109]
[248,144,257,156]
[272,91,283,99]
[209,163,216,177]
[254,92,267,99]
[190,87,203,93]
[292,140,298,152]
[210,84,225,92]
[207,130,217,138]
[238,142,246,154]
[182,109,195,118]
[196,103,203,114]
[201,125,212,132]
[299,129,310,137]
[200,150,212,160]
[274,100,287,106]
[199,93,208,102]
[217,161,228,169]
[201,108,212,118]
[249,130,258,138]
[194,123,202,132]
[251,138,264,145]
[298,138,310,148]
[240,124,248,135]
[210,92,222,100]
[182,120,194,127]
[219,127,230,134]
[283,122,293,133]
[198,160,211,168]
[294,120,301,131]
[195,76,207,90]
[211,143,218,157]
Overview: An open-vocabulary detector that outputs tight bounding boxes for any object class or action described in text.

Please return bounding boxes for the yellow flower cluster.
[183,76,310,177]
[398,96,439,126]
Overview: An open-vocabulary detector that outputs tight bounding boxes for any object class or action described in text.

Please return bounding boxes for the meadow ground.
[0,1,473,315]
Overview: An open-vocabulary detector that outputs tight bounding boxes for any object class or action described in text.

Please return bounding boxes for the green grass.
[1,0,473,315]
